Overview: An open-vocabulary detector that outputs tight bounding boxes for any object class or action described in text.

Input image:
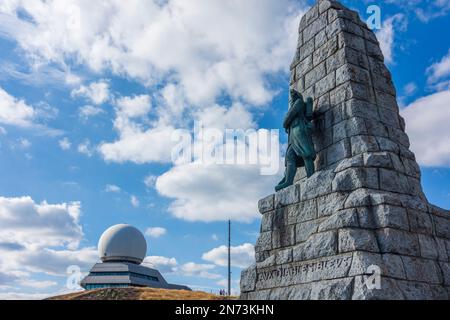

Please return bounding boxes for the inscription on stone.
[255,254,352,290]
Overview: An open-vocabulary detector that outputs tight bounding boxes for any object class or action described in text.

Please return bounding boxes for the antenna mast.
[228,219,231,297]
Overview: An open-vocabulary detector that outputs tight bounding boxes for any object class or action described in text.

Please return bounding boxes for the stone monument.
[240,0,450,300]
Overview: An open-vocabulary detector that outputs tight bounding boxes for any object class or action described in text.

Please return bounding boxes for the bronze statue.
[275,90,316,192]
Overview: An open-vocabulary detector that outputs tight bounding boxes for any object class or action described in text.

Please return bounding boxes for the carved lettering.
[256,255,352,286]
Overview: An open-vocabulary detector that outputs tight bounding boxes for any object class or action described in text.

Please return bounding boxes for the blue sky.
[0,0,449,299]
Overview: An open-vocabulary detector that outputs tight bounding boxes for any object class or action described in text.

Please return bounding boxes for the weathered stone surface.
[334,154,363,172]
[319,0,344,14]
[296,220,319,243]
[345,99,379,121]
[434,215,450,239]
[315,72,336,97]
[255,232,272,252]
[333,117,367,142]
[256,253,352,290]
[275,184,300,208]
[338,31,365,52]
[318,209,359,232]
[339,228,379,253]
[327,139,351,165]
[336,63,370,86]
[344,188,372,208]
[351,135,379,156]
[382,253,407,279]
[246,289,271,300]
[418,234,439,260]
[435,237,449,261]
[330,81,373,105]
[303,13,327,43]
[316,192,347,218]
[301,169,335,200]
[352,276,404,300]
[313,36,338,66]
[397,281,435,300]
[401,256,441,284]
[272,225,296,249]
[293,231,338,261]
[275,248,293,265]
[310,277,354,300]
[287,199,317,224]
[373,205,409,230]
[439,262,450,286]
[305,62,326,89]
[364,152,392,168]
[258,195,274,214]
[379,169,409,194]
[332,167,378,192]
[296,54,313,77]
[348,251,407,280]
[240,264,256,292]
[348,251,381,276]
[261,210,274,232]
[377,228,420,256]
[408,209,433,234]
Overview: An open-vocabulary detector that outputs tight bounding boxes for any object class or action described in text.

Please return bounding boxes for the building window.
[85,284,129,290]
[90,271,159,282]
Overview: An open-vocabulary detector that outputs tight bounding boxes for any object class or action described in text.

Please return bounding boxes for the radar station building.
[80,224,190,291]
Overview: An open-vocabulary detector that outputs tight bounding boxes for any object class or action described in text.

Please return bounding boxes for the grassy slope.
[47,287,235,300]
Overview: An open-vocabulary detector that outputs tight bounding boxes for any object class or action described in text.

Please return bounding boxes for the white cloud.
[58,137,71,151]
[130,195,139,208]
[0,126,6,135]
[427,49,450,85]
[77,139,94,157]
[99,124,176,164]
[415,1,450,22]
[155,162,280,222]
[17,138,31,149]
[144,174,157,188]
[79,105,104,120]
[105,184,121,193]
[194,103,256,131]
[202,243,255,268]
[403,82,417,96]
[0,86,35,127]
[143,256,178,274]
[116,95,151,119]
[178,262,221,280]
[0,1,306,107]
[71,80,110,105]
[0,1,307,166]
[143,256,222,280]
[145,227,167,238]
[0,196,82,249]
[401,89,450,167]
[17,279,57,289]
[376,14,407,65]
[212,234,219,241]
[0,195,98,292]
[0,292,54,300]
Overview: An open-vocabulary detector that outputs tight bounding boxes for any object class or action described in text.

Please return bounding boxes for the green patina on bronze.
[275,90,316,192]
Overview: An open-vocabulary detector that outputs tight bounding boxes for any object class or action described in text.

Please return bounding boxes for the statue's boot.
[305,158,315,178]
[275,163,296,191]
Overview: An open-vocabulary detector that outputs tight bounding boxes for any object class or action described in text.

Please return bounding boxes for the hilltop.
[47,287,235,300]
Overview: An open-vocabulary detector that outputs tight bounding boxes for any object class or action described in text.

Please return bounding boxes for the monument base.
[240,167,450,300]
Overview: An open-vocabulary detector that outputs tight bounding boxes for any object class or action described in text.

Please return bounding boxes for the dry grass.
[47,287,237,300]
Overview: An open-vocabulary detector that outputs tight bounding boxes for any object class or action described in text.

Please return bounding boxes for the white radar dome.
[98,224,147,264]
